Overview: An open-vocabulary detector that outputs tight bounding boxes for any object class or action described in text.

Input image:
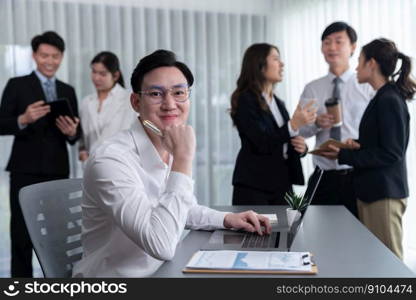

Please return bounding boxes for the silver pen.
[142,120,163,137]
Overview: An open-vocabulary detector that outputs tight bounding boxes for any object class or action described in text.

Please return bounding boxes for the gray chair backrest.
[19,178,83,278]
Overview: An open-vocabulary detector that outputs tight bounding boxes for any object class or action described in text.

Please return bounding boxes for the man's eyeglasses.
[138,86,191,104]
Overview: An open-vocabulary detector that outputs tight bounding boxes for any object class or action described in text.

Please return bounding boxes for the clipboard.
[182,265,318,275]
[48,97,75,120]
[309,139,352,155]
[182,251,318,275]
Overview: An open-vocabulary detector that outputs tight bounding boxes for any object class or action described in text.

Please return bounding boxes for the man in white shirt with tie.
[298,22,374,217]
[73,50,272,277]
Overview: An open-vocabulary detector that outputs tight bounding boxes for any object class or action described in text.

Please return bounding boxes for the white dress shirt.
[72,121,227,277]
[299,68,374,170]
[264,93,299,159]
[79,83,137,154]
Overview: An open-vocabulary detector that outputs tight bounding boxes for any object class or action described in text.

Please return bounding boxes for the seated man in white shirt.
[72,50,271,277]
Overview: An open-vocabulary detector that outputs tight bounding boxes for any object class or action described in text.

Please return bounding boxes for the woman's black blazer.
[339,82,410,202]
[232,90,304,193]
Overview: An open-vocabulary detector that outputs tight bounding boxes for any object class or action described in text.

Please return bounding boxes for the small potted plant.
[284,191,307,226]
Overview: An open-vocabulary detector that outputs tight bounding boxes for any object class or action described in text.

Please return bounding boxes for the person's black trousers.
[9,172,66,278]
[309,169,358,218]
[232,184,292,206]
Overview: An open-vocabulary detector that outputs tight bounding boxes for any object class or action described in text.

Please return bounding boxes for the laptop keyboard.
[242,232,279,248]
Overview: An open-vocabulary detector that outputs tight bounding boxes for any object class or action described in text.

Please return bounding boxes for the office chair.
[19,178,83,278]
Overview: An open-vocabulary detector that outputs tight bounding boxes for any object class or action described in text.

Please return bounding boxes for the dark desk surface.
[152,205,415,277]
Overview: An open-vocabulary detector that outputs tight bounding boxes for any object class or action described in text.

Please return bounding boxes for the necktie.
[332,77,341,100]
[329,77,341,140]
[44,79,56,102]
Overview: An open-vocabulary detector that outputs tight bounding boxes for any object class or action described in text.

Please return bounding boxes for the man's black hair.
[130,50,194,93]
[321,21,357,44]
[31,31,65,53]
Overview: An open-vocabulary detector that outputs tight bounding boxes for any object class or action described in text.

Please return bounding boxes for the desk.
[152,205,415,277]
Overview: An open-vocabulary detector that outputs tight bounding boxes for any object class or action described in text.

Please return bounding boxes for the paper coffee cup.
[325,101,342,125]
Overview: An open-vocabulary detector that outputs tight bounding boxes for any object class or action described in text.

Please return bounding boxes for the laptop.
[203,166,323,251]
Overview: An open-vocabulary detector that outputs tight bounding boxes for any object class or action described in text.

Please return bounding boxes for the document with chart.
[183,250,317,274]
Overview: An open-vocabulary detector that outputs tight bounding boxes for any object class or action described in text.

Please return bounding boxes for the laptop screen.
[286,166,323,250]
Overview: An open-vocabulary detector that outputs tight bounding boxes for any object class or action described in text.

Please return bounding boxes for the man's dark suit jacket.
[0,71,80,176]
[339,82,410,203]
[232,90,304,194]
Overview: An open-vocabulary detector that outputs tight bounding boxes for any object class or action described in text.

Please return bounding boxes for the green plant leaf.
[284,191,306,210]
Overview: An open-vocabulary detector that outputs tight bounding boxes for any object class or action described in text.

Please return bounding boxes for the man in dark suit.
[0,31,80,277]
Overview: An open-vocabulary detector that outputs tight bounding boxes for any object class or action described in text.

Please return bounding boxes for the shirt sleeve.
[185,203,228,230]
[288,121,299,137]
[0,79,26,135]
[17,121,27,130]
[84,153,197,261]
[298,85,321,138]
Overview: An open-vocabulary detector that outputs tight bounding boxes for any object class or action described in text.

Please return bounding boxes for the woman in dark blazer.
[230,43,317,205]
[322,38,415,259]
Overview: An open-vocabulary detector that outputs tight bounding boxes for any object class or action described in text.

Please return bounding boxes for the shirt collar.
[111,83,123,95]
[93,83,123,101]
[131,118,172,176]
[34,69,56,85]
[328,67,354,83]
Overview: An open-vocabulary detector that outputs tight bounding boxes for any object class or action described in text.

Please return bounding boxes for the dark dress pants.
[309,169,358,218]
[232,184,292,206]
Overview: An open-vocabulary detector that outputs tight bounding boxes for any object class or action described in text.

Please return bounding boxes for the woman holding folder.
[322,38,415,259]
[230,43,317,205]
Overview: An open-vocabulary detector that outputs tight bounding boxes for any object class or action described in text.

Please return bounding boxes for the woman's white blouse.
[79,83,137,154]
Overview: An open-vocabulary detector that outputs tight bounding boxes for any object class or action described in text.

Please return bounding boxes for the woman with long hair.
[79,51,137,161]
[322,38,415,259]
[230,43,317,205]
